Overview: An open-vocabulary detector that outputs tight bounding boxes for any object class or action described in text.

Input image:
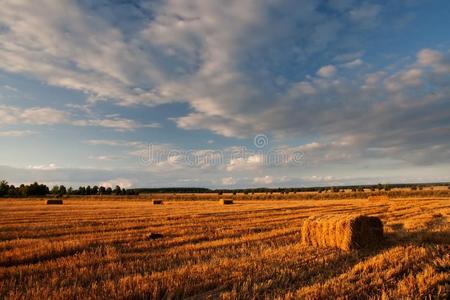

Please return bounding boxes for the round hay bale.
[301,215,384,251]
[46,199,63,205]
[152,200,163,205]
[220,199,233,205]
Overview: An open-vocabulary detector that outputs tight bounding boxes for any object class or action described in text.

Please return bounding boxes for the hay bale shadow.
[388,223,404,231]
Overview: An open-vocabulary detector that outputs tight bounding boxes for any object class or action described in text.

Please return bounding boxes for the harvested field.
[368,195,390,202]
[0,197,449,299]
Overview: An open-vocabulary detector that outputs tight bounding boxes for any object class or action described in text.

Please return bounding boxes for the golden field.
[0,195,449,299]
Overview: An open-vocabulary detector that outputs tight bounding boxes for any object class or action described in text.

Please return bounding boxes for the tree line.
[0,180,138,197]
[1,179,449,197]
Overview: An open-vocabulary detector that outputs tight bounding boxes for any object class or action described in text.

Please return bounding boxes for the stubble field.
[0,196,449,299]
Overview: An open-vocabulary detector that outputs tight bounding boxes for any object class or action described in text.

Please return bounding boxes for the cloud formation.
[0,0,449,186]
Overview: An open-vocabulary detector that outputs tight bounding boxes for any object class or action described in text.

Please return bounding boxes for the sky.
[0,0,449,189]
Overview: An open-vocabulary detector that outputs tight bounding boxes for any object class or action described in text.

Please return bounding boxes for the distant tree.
[99,186,106,195]
[59,185,67,195]
[0,180,9,197]
[105,187,112,195]
[8,184,17,196]
[51,185,60,194]
[113,185,121,195]
[19,184,27,196]
[86,185,92,195]
[67,187,73,195]
[78,186,86,195]
[26,182,49,196]
[92,186,99,195]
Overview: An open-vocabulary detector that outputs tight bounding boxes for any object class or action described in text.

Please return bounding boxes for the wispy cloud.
[0,130,36,137]
[0,105,159,131]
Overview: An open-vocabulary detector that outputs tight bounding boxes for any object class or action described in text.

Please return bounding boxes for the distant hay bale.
[46,199,63,205]
[301,215,383,251]
[220,199,233,205]
[146,233,163,240]
[368,195,389,201]
[152,200,163,205]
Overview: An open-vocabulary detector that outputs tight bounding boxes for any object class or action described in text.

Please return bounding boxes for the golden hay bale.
[46,199,63,205]
[220,199,234,205]
[368,195,389,201]
[152,200,163,205]
[301,215,383,251]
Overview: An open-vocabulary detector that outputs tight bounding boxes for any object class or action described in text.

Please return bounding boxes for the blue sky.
[0,0,449,188]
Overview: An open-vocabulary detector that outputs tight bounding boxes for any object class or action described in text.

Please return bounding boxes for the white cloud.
[0,105,157,131]
[222,177,236,186]
[226,154,264,172]
[400,68,422,86]
[88,155,124,161]
[84,140,146,150]
[290,82,316,96]
[73,118,159,132]
[253,175,273,185]
[317,65,337,77]
[334,51,364,62]
[0,130,35,137]
[0,105,68,125]
[99,178,133,188]
[342,58,363,68]
[417,49,443,66]
[27,163,58,170]
[21,107,68,125]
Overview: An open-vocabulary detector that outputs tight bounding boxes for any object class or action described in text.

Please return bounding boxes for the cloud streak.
[0,105,158,131]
